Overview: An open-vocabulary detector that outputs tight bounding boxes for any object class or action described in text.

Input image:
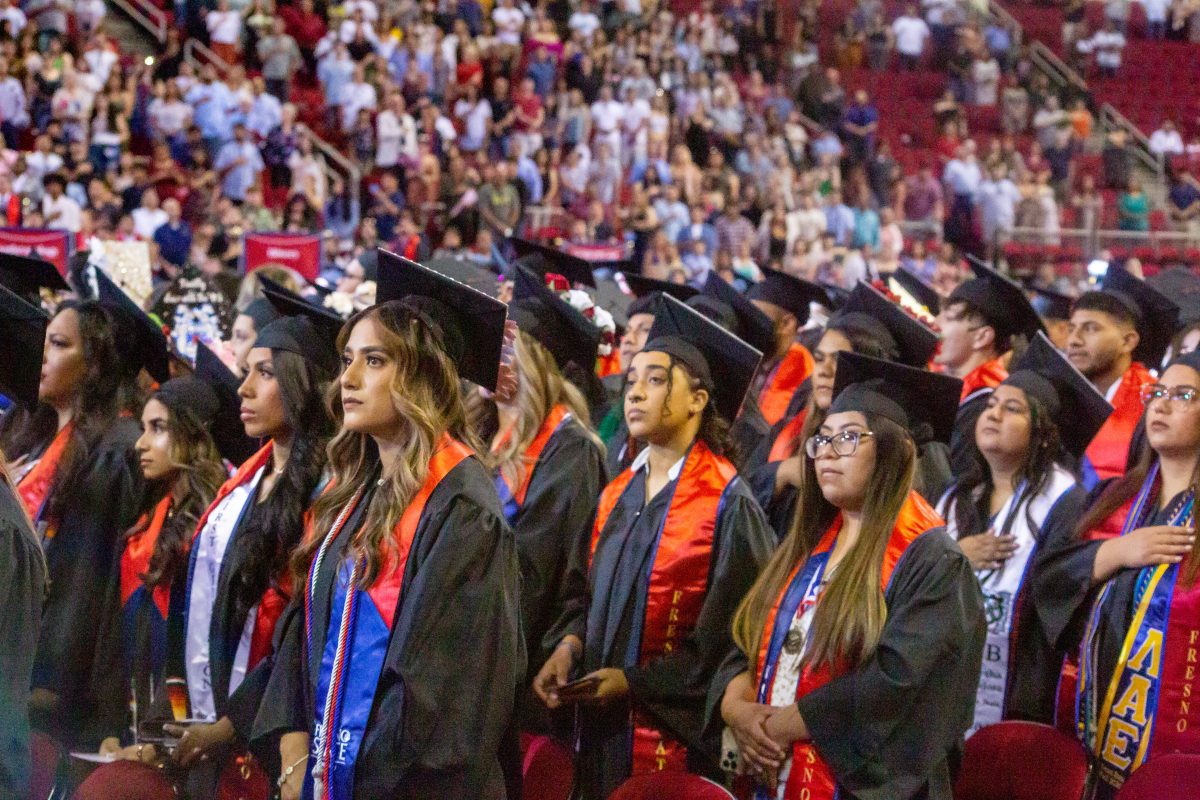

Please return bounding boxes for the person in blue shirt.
[526,45,556,100]
[185,65,235,158]
[841,89,879,166]
[214,122,265,203]
[852,200,881,250]
[153,198,193,268]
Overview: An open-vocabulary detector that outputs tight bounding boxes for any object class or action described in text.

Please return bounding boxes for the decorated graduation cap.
[95,267,170,383]
[508,264,601,374]
[1093,264,1179,367]
[1003,331,1113,459]
[238,297,282,332]
[642,293,763,423]
[509,237,597,288]
[832,281,939,368]
[890,267,941,316]
[193,342,262,465]
[745,267,829,325]
[0,283,47,408]
[0,252,69,302]
[256,276,344,374]
[1030,286,1074,322]
[829,351,963,445]
[376,249,508,389]
[949,257,1044,344]
[1147,266,1200,330]
[702,272,775,355]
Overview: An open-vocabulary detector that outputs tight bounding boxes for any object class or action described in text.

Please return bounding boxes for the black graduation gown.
[948,393,988,489]
[548,467,774,800]
[949,486,1088,723]
[32,418,142,744]
[252,457,523,800]
[0,479,47,798]
[727,529,985,800]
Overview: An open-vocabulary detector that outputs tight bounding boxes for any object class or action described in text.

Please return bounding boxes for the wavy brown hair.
[291,301,481,589]
[732,413,916,673]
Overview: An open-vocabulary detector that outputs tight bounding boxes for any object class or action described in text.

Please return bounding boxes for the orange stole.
[596,351,622,379]
[758,344,814,426]
[1084,362,1153,485]
[120,495,175,617]
[754,492,944,800]
[591,441,738,775]
[767,408,809,463]
[960,358,1007,403]
[15,422,74,529]
[493,404,569,507]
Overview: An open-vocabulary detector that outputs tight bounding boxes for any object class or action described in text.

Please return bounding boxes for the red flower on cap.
[544,273,570,292]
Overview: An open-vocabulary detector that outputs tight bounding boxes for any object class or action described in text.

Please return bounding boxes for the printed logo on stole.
[983,590,1013,636]
[312,721,355,767]
[1099,628,1163,782]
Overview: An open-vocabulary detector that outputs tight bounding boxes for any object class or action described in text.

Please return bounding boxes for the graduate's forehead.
[820,410,868,432]
[629,350,672,372]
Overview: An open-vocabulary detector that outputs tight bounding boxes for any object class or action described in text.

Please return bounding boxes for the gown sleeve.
[1030,491,1106,652]
[249,599,312,744]
[623,483,775,751]
[949,395,987,485]
[797,530,985,800]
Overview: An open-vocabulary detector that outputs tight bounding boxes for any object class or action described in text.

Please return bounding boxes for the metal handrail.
[1005,225,1197,261]
[183,39,233,76]
[1028,41,1088,91]
[109,0,167,44]
[1100,103,1164,180]
[984,1,1023,46]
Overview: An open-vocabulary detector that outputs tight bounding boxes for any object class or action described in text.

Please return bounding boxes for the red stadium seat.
[28,731,61,800]
[608,773,735,800]
[954,721,1088,800]
[1115,753,1200,799]
[71,761,174,800]
[217,753,270,800]
[521,735,574,800]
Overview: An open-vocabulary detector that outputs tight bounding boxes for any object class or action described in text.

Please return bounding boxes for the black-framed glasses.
[805,430,875,458]
[1140,384,1200,406]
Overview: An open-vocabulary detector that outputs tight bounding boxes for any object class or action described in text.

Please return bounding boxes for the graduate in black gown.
[254,251,522,800]
[227,297,282,376]
[935,333,1110,729]
[534,295,775,799]
[1036,351,1200,799]
[7,270,167,747]
[497,264,607,702]
[720,353,984,800]
[747,282,942,540]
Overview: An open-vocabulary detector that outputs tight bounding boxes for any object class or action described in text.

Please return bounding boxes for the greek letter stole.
[753,492,943,800]
[492,404,570,522]
[1077,462,1199,799]
[759,344,814,426]
[306,436,473,800]
[590,441,737,775]
[1081,362,1153,490]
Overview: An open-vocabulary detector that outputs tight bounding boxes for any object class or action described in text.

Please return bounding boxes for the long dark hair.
[126,395,226,590]
[5,301,139,521]
[660,353,736,462]
[235,349,335,619]
[951,391,1062,540]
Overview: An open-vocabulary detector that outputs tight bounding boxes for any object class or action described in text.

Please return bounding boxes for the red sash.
[493,404,569,507]
[121,495,175,618]
[759,344,814,426]
[1084,363,1153,485]
[590,441,737,775]
[754,492,944,800]
[16,422,73,528]
[960,358,1007,403]
[768,408,809,463]
[1144,574,1200,766]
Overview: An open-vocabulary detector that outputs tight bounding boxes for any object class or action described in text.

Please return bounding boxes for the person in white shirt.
[590,85,625,161]
[453,83,492,153]
[971,54,1000,106]
[374,91,417,169]
[205,0,243,63]
[246,78,282,138]
[42,173,81,232]
[75,0,105,35]
[892,4,931,68]
[1077,21,1126,77]
[620,86,651,166]
[0,0,26,36]
[0,58,28,147]
[339,64,377,133]
[82,37,118,84]
[1142,0,1171,37]
[131,187,169,240]
[975,163,1022,247]
[569,0,601,42]
[492,0,525,49]
[338,7,379,47]
[25,135,62,181]
[341,0,378,23]
[1150,119,1185,156]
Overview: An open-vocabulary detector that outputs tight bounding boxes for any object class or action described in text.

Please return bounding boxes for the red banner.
[0,228,72,275]
[242,232,322,281]
[564,243,628,263]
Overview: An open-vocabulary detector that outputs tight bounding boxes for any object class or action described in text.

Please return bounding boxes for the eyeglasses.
[1141,384,1200,406]
[805,430,875,459]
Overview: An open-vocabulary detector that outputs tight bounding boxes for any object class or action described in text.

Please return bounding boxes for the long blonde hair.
[732,413,916,673]
[490,329,601,493]
[292,302,481,589]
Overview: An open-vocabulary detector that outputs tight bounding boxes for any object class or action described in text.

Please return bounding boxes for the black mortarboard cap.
[642,294,762,423]
[702,272,775,355]
[375,250,508,389]
[1003,331,1113,459]
[423,256,502,297]
[623,273,699,304]
[1030,286,1074,321]
[1099,265,1179,367]
[949,257,1045,343]
[239,297,281,332]
[821,282,850,311]
[829,351,963,445]
[256,276,344,374]
[1147,266,1200,329]
[835,282,939,368]
[0,253,69,302]
[509,237,597,288]
[193,342,261,465]
[508,264,600,374]
[686,294,739,334]
[0,283,47,408]
[95,268,170,383]
[890,268,941,315]
[154,376,220,423]
[591,276,632,330]
[745,267,828,324]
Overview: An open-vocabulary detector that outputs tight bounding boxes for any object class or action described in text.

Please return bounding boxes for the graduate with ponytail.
[534,295,774,799]
[720,353,984,800]
[255,252,522,800]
